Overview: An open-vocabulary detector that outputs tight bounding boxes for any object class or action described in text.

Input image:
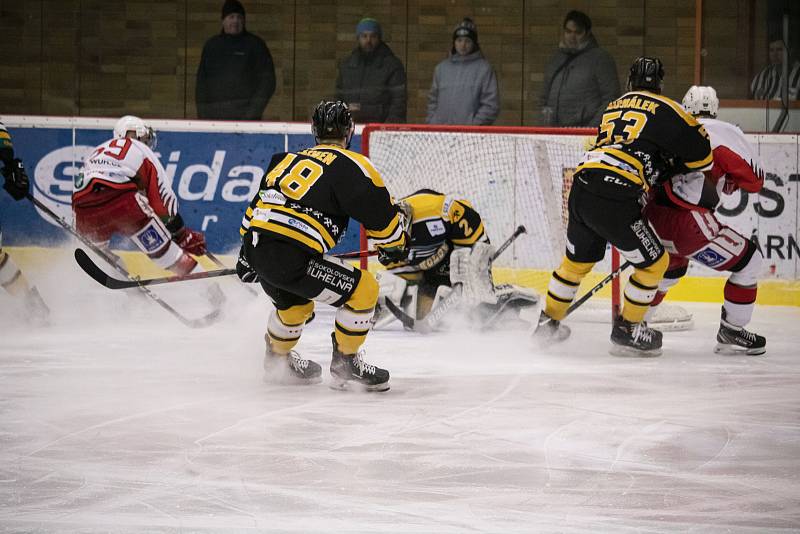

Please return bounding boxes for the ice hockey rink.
[1,252,799,533]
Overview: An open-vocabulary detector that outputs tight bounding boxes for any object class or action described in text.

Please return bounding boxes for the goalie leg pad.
[450,242,496,306]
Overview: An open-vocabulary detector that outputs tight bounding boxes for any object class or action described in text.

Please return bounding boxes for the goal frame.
[360,123,622,317]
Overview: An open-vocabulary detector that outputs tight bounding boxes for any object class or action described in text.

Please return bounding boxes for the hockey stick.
[74,244,381,290]
[25,194,222,328]
[385,225,527,333]
[333,249,378,259]
[75,248,236,289]
[565,260,632,316]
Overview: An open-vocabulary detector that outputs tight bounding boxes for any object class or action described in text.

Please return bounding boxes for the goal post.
[361,123,625,316]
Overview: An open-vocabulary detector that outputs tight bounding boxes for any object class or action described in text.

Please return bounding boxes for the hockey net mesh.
[363,126,592,295]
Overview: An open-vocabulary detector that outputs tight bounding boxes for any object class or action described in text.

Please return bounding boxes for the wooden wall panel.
[0,0,765,124]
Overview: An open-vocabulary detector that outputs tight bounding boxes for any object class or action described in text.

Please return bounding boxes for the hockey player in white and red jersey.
[72,116,207,275]
[643,86,766,355]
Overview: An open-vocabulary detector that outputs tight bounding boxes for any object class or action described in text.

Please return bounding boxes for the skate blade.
[609,344,662,358]
[650,319,694,332]
[329,378,390,392]
[714,343,766,356]
[262,372,323,386]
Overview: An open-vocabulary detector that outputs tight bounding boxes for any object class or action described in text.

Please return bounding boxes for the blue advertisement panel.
[0,124,362,254]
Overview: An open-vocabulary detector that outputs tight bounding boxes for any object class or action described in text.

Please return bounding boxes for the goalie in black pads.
[374,190,537,331]
[237,100,406,391]
[534,56,713,356]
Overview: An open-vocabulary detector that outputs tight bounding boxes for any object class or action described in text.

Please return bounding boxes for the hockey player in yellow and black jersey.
[374,189,537,330]
[1,121,50,324]
[237,101,407,391]
[534,56,713,356]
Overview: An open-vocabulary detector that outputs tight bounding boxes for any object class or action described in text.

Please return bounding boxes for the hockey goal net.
[361,123,693,328]
[362,124,611,297]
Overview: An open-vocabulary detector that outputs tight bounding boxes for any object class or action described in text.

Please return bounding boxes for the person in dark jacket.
[336,18,407,123]
[540,10,620,127]
[196,0,276,120]
[426,17,499,125]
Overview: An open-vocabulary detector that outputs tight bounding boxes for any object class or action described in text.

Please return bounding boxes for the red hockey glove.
[174,227,207,256]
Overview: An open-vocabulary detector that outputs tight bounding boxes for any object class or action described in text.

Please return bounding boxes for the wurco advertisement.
[0,118,363,254]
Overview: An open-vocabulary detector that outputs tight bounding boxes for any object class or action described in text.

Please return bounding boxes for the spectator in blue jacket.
[426,18,499,125]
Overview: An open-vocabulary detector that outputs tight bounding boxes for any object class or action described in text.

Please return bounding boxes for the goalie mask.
[627,56,664,93]
[114,115,157,149]
[312,100,354,148]
[682,85,718,118]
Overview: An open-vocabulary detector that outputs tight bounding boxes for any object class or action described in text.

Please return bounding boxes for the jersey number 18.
[265,154,324,200]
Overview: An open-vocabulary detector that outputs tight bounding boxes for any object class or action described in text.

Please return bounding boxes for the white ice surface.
[1,254,799,533]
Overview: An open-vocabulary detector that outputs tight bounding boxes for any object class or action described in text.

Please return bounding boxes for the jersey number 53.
[265,154,324,200]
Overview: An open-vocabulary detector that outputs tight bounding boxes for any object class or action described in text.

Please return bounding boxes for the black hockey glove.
[377,245,408,267]
[2,158,29,201]
[236,246,259,283]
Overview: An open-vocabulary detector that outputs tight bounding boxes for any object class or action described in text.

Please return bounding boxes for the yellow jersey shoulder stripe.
[317,144,386,187]
[631,90,700,127]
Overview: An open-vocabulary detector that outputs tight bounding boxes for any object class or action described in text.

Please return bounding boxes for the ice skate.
[329,334,389,392]
[714,319,766,356]
[531,310,571,346]
[263,345,322,385]
[609,317,663,357]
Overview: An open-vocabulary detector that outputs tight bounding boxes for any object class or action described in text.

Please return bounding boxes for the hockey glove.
[377,245,408,266]
[174,226,207,256]
[2,158,30,201]
[166,213,207,256]
[236,246,259,283]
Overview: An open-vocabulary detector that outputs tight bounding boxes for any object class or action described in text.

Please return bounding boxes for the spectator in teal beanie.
[336,17,407,123]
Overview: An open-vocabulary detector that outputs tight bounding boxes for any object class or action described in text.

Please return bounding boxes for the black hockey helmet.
[312,100,354,147]
[627,56,664,92]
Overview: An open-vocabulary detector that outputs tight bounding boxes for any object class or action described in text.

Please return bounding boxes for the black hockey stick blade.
[75,248,236,289]
[384,297,417,330]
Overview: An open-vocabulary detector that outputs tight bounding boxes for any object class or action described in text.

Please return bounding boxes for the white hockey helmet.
[682,85,719,118]
[113,115,157,149]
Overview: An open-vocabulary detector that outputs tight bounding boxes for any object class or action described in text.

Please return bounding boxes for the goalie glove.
[2,158,29,201]
[449,242,496,306]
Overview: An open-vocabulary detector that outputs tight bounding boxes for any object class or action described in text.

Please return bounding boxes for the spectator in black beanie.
[196,0,276,120]
[426,17,499,125]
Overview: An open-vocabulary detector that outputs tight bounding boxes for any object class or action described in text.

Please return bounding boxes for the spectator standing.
[336,18,407,123]
[750,38,800,100]
[426,18,499,125]
[196,0,276,120]
[540,10,620,127]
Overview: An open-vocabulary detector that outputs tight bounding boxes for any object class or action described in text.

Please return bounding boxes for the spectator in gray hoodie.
[540,10,620,127]
[426,18,499,125]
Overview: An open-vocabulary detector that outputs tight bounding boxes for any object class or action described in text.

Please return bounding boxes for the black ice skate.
[531,311,571,346]
[329,334,390,392]
[263,345,322,385]
[609,317,663,357]
[714,316,766,356]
